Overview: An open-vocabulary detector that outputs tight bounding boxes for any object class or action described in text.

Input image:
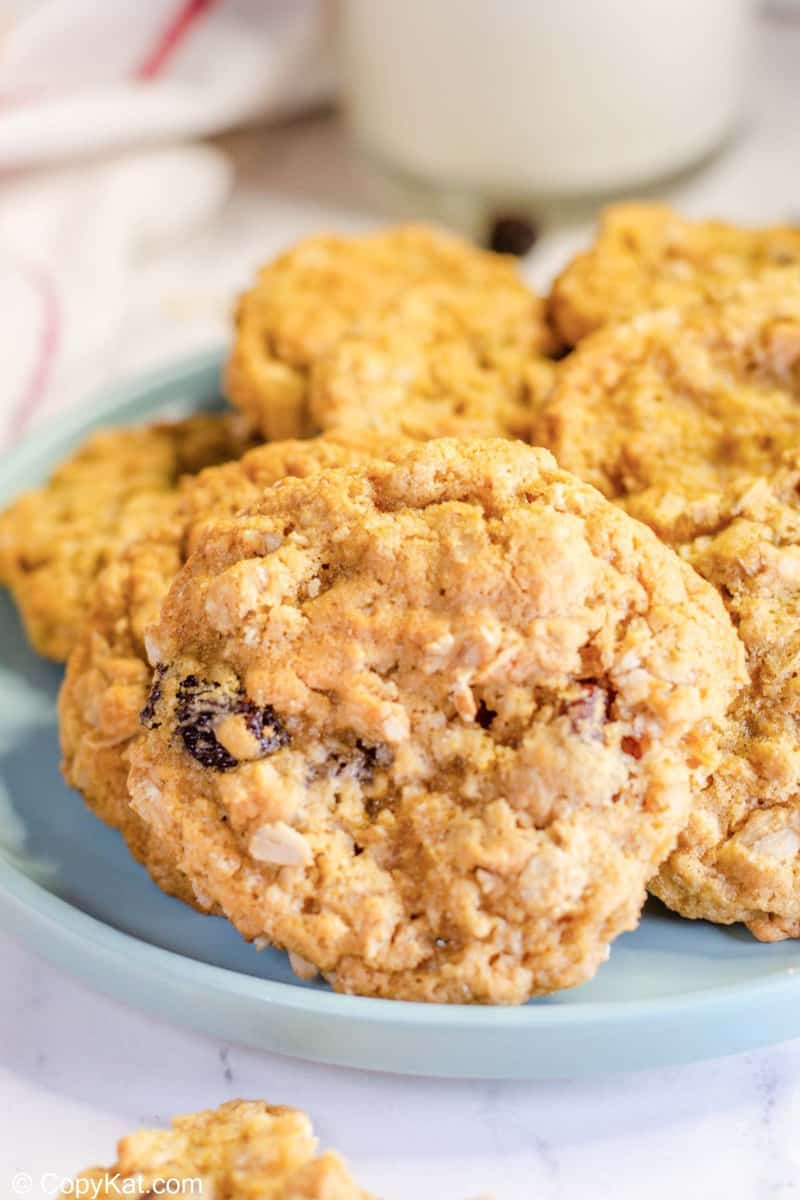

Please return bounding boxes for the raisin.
[355,738,393,772]
[240,701,290,756]
[621,735,643,759]
[326,754,351,780]
[181,715,238,771]
[475,699,497,730]
[324,739,393,783]
[564,686,608,740]
[140,663,166,729]
[174,675,289,772]
[486,214,538,257]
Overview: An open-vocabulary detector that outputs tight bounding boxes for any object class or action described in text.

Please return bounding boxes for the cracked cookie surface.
[226,224,556,441]
[549,202,800,344]
[128,438,744,1002]
[309,279,557,441]
[536,275,800,505]
[0,412,254,660]
[65,1100,372,1199]
[628,461,800,940]
[59,432,408,907]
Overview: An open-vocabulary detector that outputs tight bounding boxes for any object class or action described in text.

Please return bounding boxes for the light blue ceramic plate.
[1,350,799,1079]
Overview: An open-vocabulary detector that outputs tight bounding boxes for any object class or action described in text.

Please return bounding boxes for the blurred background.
[0,0,796,446]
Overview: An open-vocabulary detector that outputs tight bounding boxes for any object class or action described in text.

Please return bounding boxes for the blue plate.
[1,350,799,1078]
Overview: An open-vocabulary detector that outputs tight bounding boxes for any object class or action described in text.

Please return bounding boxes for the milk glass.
[339,0,754,201]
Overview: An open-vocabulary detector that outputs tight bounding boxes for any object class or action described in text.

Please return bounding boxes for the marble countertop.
[3,928,800,1199]
[3,12,800,1200]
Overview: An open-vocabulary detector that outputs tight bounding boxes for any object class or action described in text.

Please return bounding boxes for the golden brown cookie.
[627,462,800,940]
[128,438,744,1003]
[309,280,557,441]
[65,1100,373,1199]
[0,412,254,661]
[536,274,800,504]
[549,202,800,344]
[226,224,556,441]
[59,432,409,907]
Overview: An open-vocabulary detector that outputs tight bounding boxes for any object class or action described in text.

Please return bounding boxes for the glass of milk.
[338,0,754,204]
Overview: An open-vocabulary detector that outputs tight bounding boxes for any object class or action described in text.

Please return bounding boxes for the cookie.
[627,462,800,940]
[536,274,800,504]
[60,529,199,906]
[127,438,744,1003]
[59,432,408,907]
[65,1100,372,1199]
[309,280,557,441]
[549,202,800,344]
[0,412,254,661]
[225,224,556,441]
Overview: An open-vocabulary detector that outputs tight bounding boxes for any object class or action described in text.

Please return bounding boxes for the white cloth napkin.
[0,0,333,168]
[0,0,333,447]
[0,145,236,446]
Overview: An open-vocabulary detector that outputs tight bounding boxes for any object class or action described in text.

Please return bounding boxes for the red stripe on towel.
[136,0,221,80]
[9,262,61,438]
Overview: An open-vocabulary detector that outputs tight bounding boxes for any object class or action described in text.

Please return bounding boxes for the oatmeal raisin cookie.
[128,439,744,1001]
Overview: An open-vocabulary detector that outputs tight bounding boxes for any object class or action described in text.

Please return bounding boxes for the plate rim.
[2,847,800,1029]
[2,348,800,1073]
[0,347,227,506]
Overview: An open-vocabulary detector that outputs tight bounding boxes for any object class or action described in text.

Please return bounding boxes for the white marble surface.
[4,926,800,1200]
[2,928,800,1200]
[4,11,800,1199]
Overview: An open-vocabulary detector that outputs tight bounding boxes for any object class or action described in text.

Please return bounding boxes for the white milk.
[339,0,755,197]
